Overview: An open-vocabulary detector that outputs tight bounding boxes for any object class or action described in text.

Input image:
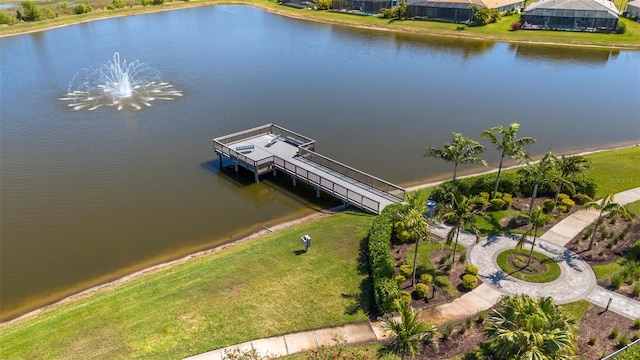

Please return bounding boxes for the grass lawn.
[583,147,640,198]
[624,199,640,217]
[1,0,639,48]
[474,209,522,236]
[496,249,561,283]
[559,300,592,321]
[0,211,374,360]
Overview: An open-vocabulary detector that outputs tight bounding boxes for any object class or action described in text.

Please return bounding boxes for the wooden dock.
[213,124,405,214]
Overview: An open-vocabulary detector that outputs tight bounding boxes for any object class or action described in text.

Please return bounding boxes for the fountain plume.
[60,52,182,111]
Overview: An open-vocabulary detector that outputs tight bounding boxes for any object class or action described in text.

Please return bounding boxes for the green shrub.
[399,290,412,305]
[462,274,478,289]
[611,275,624,289]
[316,0,331,9]
[633,318,640,330]
[490,198,505,211]
[588,335,596,345]
[399,264,413,278]
[415,283,429,299]
[420,273,433,284]
[374,278,401,314]
[395,274,406,286]
[570,176,597,198]
[476,310,486,324]
[151,0,164,5]
[112,0,126,8]
[617,21,627,34]
[380,7,398,18]
[501,193,513,209]
[73,3,92,13]
[543,199,556,213]
[557,193,570,202]
[0,10,18,25]
[560,198,575,212]
[633,284,640,297]
[494,191,503,199]
[464,264,479,276]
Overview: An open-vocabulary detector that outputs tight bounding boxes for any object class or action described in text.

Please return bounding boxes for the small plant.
[399,290,412,305]
[462,274,478,290]
[420,273,433,284]
[633,332,640,341]
[465,316,473,328]
[609,327,620,339]
[490,198,505,211]
[441,323,453,341]
[588,335,596,346]
[610,215,618,225]
[583,227,593,240]
[611,275,624,289]
[399,264,413,278]
[395,274,406,286]
[543,199,556,213]
[464,264,479,275]
[633,284,640,297]
[415,283,429,299]
[459,252,467,263]
[559,198,575,212]
[619,334,630,347]
[633,318,640,330]
[476,310,486,324]
[458,325,467,334]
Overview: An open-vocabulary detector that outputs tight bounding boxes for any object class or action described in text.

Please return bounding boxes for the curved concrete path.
[185,187,640,359]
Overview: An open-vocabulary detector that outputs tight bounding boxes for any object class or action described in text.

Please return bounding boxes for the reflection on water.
[1,4,639,322]
[513,43,620,64]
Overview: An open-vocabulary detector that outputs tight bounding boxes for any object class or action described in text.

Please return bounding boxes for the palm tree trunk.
[451,164,458,206]
[492,154,505,199]
[529,182,539,214]
[412,236,420,286]
[588,213,603,250]
[554,183,564,203]
[527,234,537,267]
[450,229,460,266]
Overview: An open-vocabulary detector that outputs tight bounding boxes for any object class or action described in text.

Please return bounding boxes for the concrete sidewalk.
[184,187,640,359]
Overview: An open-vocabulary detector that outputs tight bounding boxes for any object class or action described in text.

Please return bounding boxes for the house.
[522,0,619,32]
[332,0,398,14]
[626,0,640,18]
[406,0,522,22]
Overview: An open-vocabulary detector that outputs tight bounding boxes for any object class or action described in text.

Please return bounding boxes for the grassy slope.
[583,147,640,198]
[0,211,373,360]
[1,0,640,48]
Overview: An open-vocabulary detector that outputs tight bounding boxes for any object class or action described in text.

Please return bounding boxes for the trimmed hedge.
[368,203,403,314]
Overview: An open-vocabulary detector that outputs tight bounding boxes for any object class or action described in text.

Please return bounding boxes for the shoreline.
[2,143,637,328]
[1,1,639,50]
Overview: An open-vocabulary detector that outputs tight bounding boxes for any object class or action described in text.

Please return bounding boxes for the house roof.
[627,0,640,9]
[524,0,619,17]
[407,0,521,9]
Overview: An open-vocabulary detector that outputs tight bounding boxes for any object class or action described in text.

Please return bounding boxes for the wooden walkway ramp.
[213,124,405,214]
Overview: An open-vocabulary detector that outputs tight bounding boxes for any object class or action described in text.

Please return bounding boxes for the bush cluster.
[464,264,479,276]
[368,203,402,314]
[415,283,429,299]
[428,171,597,205]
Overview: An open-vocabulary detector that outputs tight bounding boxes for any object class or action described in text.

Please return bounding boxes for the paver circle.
[467,234,597,304]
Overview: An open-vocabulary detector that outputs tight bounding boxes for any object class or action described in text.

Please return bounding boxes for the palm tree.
[396,193,433,286]
[553,154,590,203]
[484,294,577,360]
[518,151,557,214]
[516,205,552,267]
[584,193,633,251]
[423,132,487,203]
[381,300,439,359]
[481,123,536,199]
[437,191,485,266]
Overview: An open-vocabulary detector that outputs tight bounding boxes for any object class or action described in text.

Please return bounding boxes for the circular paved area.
[468,234,597,304]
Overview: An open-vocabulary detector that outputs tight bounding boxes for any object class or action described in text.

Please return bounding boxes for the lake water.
[1,5,639,321]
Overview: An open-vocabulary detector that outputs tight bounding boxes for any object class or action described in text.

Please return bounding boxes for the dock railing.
[296,147,406,201]
[273,156,380,213]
